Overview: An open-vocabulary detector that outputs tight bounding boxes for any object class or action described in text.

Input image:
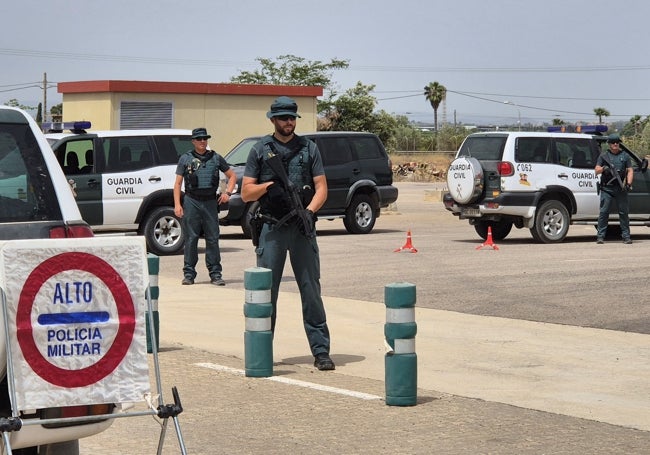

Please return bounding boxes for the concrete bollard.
[146,253,160,354]
[244,267,274,377]
[384,282,417,406]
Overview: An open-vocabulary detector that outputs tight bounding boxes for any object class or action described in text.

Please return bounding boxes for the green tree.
[639,121,650,154]
[321,82,400,146]
[36,103,43,123]
[324,82,377,132]
[4,98,35,111]
[593,107,610,124]
[423,82,447,132]
[230,54,349,113]
[552,117,565,126]
[436,124,470,151]
[50,103,63,121]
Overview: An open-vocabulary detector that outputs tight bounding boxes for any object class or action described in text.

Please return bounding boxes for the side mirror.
[642,158,649,172]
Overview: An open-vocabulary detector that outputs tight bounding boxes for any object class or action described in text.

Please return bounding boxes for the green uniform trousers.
[256,220,331,356]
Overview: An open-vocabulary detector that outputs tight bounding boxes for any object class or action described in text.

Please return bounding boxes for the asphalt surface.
[80,182,650,454]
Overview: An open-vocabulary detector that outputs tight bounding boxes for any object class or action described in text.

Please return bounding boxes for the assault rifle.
[265,151,316,238]
[599,153,626,191]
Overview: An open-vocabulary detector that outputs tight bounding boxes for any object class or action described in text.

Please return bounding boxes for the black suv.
[219,132,398,236]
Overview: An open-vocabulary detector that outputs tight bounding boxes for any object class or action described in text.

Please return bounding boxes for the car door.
[312,136,356,213]
[552,137,600,219]
[99,136,165,226]
[52,136,104,225]
[621,146,650,220]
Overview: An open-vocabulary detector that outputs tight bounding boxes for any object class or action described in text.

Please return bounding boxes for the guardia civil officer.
[595,133,633,244]
[241,96,335,371]
[173,128,236,285]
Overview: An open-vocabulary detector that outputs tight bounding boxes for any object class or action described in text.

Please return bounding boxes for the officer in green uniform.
[241,97,334,371]
[173,128,236,285]
[595,133,633,244]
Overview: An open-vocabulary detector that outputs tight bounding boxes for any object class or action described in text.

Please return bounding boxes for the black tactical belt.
[186,192,215,201]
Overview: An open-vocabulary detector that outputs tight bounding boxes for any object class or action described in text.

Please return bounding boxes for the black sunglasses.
[275,115,296,121]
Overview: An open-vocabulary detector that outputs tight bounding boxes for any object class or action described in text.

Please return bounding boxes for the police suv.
[443,126,650,243]
[45,124,193,255]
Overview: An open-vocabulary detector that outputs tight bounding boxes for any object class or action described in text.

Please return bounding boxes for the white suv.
[46,127,193,255]
[443,127,650,243]
[0,108,113,454]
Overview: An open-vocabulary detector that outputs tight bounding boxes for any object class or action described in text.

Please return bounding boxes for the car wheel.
[474,220,513,241]
[241,201,260,239]
[530,200,570,243]
[343,194,376,234]
[141,207,184,256]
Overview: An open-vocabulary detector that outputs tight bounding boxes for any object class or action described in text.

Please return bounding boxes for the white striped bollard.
[384,282,417,406]
[244,267,273,377]
[146,253,160,354]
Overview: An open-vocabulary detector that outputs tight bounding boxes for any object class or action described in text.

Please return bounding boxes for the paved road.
[80,182,650,454]
[161,181,650,334]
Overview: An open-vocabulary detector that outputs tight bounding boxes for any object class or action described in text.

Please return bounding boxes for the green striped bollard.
[244,267,274,377]
[384,282,417,406]
[146,253,160,354]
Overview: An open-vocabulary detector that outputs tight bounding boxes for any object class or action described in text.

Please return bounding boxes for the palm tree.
[630,115,642,135]
[424,82,447,132]
[593,107,610,124]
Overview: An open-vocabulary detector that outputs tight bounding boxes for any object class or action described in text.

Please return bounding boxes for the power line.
[4,47,650,74]
[375,89,650,102]
[0,48,254,68]
[374,89,644,119]
[0,81,42,88]
[0,85,43,94]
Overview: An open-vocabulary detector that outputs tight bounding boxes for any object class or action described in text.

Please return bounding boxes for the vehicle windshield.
[225,138,259,165]
[0,123,62,222]
[458,135,507,160]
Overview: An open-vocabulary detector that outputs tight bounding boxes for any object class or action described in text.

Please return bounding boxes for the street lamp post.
[504,101,521,131]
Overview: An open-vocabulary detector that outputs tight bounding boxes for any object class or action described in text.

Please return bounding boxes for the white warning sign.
[0,237,150,410]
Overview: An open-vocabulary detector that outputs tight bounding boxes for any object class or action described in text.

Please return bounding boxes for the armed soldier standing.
[595,133,633,244]
[241,96,335,371]
[174,128,236,285]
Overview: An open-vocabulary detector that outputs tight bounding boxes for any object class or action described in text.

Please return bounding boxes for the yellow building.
[58,80,323,153]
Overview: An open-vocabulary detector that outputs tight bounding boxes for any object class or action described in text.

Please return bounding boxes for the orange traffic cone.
[394,230,418,253]
[476,226,499,250]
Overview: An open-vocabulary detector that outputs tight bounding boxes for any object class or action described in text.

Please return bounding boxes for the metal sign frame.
[0,280,187,454]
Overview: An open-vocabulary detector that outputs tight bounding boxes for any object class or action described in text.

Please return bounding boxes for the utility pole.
[43,72,48,123]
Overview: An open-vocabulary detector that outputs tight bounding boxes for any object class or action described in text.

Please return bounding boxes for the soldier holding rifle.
[241,96,334,371]
[595,133,633,244]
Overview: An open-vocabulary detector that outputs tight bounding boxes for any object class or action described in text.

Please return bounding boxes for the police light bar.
[42,121,91,134]
[547,124,608,134]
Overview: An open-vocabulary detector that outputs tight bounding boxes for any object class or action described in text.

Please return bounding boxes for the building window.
[120,101,173,129]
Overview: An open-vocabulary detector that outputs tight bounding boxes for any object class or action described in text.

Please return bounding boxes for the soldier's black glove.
[266,181,291,219]
[298,209,316,237]
[625,183,633,192]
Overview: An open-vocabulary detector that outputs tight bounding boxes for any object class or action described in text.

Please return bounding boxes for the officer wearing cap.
[173,127,236,285]
[241,96,335,371]
[595,133,633,244]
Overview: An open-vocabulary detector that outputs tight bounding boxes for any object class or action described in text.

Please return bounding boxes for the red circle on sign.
[16,252,135,388]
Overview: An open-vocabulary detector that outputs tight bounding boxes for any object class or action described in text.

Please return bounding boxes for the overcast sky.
[3,0,650,126]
